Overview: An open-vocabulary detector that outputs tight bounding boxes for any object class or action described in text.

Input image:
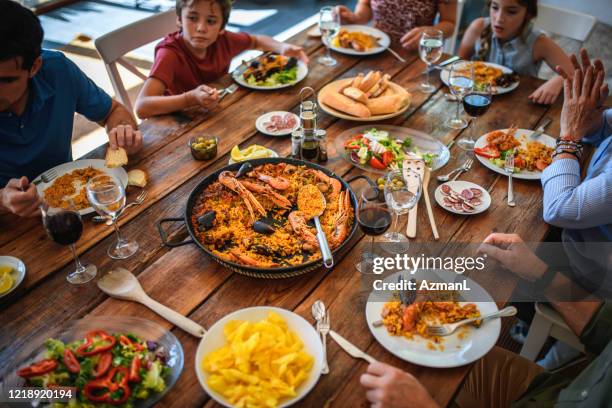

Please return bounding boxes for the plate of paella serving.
[440,61,519,94]
[324,25,390,56]
[473,127,555,180]
[36,159,128,215]
[187,160,355,274]
[365,270,500,368]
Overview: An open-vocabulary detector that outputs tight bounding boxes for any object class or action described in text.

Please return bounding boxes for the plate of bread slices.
[318,71,411,121]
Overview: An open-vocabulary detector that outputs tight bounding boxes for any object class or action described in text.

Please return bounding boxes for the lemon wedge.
[0,272,14,295]
[0,265,12,276]
[231,145,273,162]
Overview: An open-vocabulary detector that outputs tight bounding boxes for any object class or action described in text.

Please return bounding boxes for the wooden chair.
[533,4,596,42]
[519,302,585,361]
[94,10,177,113]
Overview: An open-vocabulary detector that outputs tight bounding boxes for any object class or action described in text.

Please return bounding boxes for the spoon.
[298,186,333,268]
[97,268,206,337]
[311,300,329,374]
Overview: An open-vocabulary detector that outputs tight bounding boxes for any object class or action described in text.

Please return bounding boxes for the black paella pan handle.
[157,217,195,248]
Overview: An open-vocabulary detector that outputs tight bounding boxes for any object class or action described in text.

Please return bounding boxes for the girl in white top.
[459,0,573,105]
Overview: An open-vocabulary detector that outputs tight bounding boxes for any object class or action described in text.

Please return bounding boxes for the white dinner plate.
[256,111,300,136]
[0,256,26,300]
[323,25,391,56]
[440,61,519,95]
[232,59,308,90]
[474,129,556,180]
[228,149,279,164]
[434,181,491,215]
[195,306,323,408]
[366,270,500,368]
[35,159,129,215]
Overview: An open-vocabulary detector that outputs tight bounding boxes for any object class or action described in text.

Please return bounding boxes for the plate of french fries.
[318,70,411,121]
[195,307,323,408]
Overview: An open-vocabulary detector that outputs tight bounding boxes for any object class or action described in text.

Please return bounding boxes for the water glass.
[382,169,422,253]
[446,61,474,130]
[319,6,339,67]
[86,174,139,259]
[418,28,444,93]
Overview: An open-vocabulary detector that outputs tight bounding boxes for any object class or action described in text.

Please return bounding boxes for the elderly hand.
[108,124,143,155]
[360,361,439,408]
[555,49,609,141]
[0,177,42,217]
[477,233,548,282]
[280,43,309,64]
[400,27,426,51]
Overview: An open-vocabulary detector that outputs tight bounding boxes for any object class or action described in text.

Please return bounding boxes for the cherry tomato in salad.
[381,151,394,167]
[63,349,80,374]
[369,156,387,170]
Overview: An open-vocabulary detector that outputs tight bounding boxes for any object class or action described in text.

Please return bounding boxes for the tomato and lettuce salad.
[343,128,437,171]
[16,330,170,407]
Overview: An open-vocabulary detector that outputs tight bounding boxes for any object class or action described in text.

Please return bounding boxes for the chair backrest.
[443,0,465,54]
[533,4,596,42]
[94,9,177,113]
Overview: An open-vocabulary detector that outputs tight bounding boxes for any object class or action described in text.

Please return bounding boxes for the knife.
[530,117,552,139]
[427,55,460,73]
[329,330,377,364]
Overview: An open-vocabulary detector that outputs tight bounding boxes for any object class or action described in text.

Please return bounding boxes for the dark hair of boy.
[175,0,233,29]
[0,0,44,70]
[477,0,538,61]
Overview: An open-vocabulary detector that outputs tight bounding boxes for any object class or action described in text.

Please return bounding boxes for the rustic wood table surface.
[0,25,574,407]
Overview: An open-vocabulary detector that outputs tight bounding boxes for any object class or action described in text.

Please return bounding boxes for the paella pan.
[157,158,372,278]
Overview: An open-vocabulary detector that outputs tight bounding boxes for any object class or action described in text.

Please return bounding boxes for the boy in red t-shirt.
[135,0,308,118]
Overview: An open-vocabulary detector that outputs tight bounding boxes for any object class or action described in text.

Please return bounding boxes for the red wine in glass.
[463,93,491,117]
[42,207,96,284]
[358,207,392,236]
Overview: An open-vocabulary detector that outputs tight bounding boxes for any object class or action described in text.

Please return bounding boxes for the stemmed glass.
[446,61,474,129]
[418,28,444,93]
[319,6,340,67]
[42,203,97,284]
[356,185,392,273]
[86,174,139,259]
[458,81,492,151]
[381,169,422,254]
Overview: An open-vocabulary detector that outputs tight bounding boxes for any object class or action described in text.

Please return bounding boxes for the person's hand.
[335,5,357,24]
[0,177,42,218]
[528,77,562,105]
[280,43,309,64]
[360,361,439,408]
[477,233,548,282]
[555,49,609,141]
[187,85,220,111]
[400,26,426,51]
[108,124,143,155]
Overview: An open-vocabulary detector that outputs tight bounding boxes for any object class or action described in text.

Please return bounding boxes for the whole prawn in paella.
[190,163,354,268]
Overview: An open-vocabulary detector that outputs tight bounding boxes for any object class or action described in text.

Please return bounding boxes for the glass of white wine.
[418,28,444,93]
[86,174,139,259]
[446,60,474,130]
[318,6,339,67]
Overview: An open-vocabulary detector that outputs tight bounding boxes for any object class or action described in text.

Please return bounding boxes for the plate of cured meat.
[256,111,300,136]
[434,181,491,215]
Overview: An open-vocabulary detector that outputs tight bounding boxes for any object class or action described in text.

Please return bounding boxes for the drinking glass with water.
[319,6,339,67]
[418,29,444,93]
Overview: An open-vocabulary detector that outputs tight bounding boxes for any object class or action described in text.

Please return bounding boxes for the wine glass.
[458,81,492,151]
[42,204,97,284]
[319,6,340,67]
[86,174,139,259]
[356,185,392,274]
[418,28,444,93]
[446,60,474,130]
[381,169,422,254]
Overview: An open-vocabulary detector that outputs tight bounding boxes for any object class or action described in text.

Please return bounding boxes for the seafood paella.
[190,163,354,268]
[43,167,104,210]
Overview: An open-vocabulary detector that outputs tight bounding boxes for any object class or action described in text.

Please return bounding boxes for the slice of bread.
[105,147,128,168]
[127,169,147,188]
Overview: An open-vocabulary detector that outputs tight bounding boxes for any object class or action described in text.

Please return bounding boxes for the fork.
[426,306,517,336]
[92,190,148,224]
[437,158,473,182]
[504,151,516,207]
[32,168,58,185]
[219,84,238,100]
[451,158,474,181]
[319,311,330,374]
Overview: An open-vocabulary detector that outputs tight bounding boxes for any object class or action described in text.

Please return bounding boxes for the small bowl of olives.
[189,136,218,161]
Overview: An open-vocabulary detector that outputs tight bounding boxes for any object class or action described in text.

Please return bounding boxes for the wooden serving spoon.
[97,268,206,338]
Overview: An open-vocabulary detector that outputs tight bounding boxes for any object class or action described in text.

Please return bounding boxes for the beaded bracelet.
[552,139,583,161]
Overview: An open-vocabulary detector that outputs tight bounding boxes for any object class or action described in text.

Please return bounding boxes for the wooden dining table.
[0,24,573,407]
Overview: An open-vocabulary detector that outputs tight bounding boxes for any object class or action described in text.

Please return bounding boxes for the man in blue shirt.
[0,0,142,217]
[541,49,612,295]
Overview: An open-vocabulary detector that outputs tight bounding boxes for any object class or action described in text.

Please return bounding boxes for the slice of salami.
[469,197,482,207]
[462,200,475,209]
[443,198,453,207]
[462,202,475,212]
[453,203,464,212]
[447,196,460,204]
[441,185,451,195]
[470,188,482,197]
[461,189,474,200]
